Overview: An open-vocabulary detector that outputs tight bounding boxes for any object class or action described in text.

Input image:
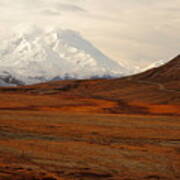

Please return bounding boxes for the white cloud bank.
[0,0,179,67]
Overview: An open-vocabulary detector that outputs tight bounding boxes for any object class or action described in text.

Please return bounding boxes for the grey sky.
[0,0,180,67]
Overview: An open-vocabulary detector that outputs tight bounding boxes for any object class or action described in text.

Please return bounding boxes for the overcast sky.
[0,0,180,67]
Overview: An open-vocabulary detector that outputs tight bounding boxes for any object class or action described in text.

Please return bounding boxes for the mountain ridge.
[134,54,180,82]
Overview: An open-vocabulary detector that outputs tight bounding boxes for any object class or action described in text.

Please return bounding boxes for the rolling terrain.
[0,55,179,180]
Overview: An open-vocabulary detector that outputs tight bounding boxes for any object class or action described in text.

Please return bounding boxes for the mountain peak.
[0,25,129,85]
[13,24,42,41]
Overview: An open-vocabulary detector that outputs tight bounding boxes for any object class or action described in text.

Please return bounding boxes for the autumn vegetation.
[0,55,180,179]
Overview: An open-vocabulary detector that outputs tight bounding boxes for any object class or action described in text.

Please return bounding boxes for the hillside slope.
[134,55,180,82]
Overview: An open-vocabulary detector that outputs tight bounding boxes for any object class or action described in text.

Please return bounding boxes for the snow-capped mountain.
[142,59,168,72]
[0,25,130,85]
[0,71,24,86]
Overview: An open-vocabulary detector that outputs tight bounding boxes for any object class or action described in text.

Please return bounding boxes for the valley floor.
[0,76,180,180]
[0,110,180,180]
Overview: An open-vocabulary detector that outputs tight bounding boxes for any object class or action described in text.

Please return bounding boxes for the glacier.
[0,25,130,86]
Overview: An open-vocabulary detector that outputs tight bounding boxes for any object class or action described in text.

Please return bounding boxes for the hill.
[134,55,180,82]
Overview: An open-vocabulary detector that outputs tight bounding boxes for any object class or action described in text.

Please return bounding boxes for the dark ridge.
[133,55,180,82]
[0,72,24,86]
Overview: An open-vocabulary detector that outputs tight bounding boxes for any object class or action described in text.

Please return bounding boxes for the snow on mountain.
[142,59,168,72]
[0,25,130,85]
[0,71,23,86]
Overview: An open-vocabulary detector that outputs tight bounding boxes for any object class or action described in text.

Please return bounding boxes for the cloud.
[55,3,86,12]
[41,9,61,16]
[39,2,86,17]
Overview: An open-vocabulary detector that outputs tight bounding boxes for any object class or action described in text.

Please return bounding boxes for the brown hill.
[134,54,180,82]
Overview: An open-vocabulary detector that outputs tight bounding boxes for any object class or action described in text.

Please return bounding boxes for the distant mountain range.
[0,25,172,86]
[0,25,130,86]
